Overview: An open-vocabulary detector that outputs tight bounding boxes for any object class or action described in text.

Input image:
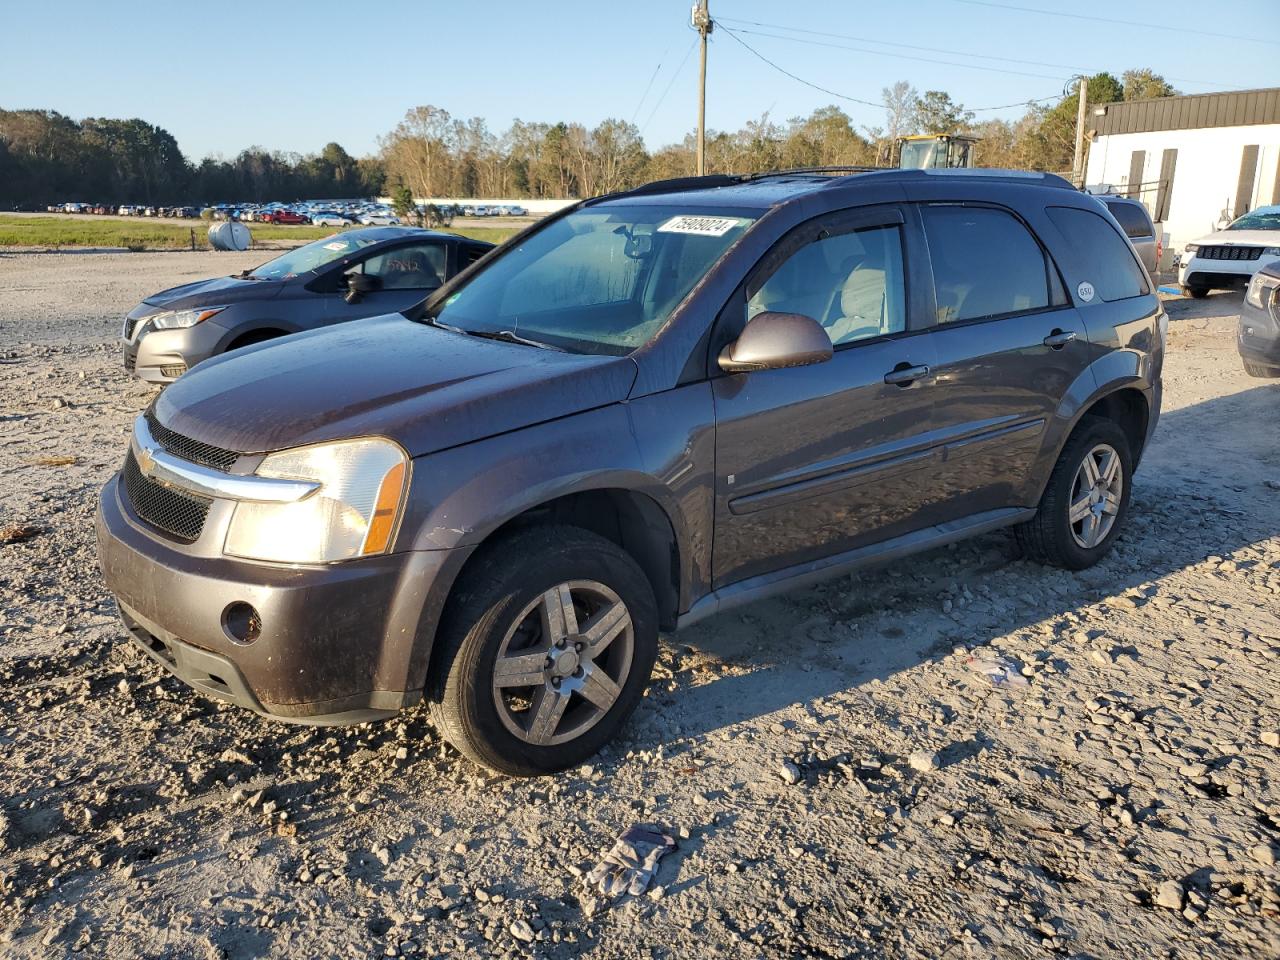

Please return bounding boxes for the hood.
[1191,229,1280,247]
[154,314,639,457]
[140,274,285,312]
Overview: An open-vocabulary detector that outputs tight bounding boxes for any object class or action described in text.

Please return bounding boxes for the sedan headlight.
[224,438,410,564]
[1245,272,1280,310]
[149,306,228,331]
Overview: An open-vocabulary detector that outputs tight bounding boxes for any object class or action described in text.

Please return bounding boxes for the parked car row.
[99,167,1189,777]
[46,202,202,217]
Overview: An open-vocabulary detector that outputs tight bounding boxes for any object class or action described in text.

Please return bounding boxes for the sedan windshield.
[431,204,757,355]
[1227,206,1280,231]
[249,233,383,280]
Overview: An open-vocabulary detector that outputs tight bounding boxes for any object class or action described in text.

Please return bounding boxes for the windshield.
[1227,206,1280,232]
[249,233,383,280]
[431,204,757,355]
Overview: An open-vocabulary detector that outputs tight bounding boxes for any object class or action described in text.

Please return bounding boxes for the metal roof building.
[1085,87,1280,261]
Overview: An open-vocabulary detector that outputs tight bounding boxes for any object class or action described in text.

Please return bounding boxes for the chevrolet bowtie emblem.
[135,442,156,477]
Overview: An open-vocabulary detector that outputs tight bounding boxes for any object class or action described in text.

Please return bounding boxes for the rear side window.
[1102,200,1154,239]
[920,206,1051,323]
[1047,207,1149,302]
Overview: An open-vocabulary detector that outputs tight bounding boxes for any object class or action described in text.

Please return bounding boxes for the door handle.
[1043,329,1077,349]
[883,363,931,386]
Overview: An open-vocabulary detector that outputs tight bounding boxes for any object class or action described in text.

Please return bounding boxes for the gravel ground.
[0,251,1277,959]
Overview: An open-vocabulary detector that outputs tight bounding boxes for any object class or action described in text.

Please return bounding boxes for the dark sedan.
[122,227,494,382]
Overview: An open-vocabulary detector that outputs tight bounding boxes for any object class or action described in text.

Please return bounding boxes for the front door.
[916,203,1091,516]
[711,206,940,588]
[323,240,450,324]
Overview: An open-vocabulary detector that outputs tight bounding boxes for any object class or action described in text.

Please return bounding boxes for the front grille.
[1199,245,1263,261]
[123,350,136,373]
[144,408,239,471]
[121,449,211,542]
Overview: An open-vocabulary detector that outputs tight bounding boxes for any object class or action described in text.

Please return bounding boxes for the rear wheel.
[428,526,658,776]
[1016,418,1133,570]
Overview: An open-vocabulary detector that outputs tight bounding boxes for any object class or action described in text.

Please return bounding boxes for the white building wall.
[1085,123,1280,253]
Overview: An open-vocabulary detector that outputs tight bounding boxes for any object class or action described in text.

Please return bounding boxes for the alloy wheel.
[1068,442,1123,549]
[491,580,634,747]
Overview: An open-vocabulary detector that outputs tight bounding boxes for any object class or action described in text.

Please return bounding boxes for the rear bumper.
[95,473,455,724]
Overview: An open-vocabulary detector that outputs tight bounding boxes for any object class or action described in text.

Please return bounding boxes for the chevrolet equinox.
[96,169,1165,775]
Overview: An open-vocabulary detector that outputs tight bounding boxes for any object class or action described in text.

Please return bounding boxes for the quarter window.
[1046,207,1149,302]
[921,206,1051,323]
[748,224,906,347]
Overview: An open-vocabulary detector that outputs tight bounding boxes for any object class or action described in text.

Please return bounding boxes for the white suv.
[1178,204,1280,298]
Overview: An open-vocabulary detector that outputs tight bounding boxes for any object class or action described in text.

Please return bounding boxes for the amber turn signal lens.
[362,461,407,555]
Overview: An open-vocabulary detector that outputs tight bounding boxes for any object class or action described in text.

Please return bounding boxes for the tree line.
[1,68,1175,207]
[0,109,385,207]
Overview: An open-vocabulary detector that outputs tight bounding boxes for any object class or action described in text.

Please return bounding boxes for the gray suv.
[121,227,494,382]
[96,169,1164,775]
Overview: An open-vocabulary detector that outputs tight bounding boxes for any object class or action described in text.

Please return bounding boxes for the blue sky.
[2,0,1276,160]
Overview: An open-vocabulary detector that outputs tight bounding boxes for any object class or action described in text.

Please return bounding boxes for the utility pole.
[692,1,712,176]
[1072,76,1089,188]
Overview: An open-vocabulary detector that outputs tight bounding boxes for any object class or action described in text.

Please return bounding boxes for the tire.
[1243,359,1280,379]
[428,526,659,776]
[1015,418,1133,570]
[1182,284,1209,299]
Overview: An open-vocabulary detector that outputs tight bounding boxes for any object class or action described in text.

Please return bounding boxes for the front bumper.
[1179,254,1280,291]
[95,473,452,724]
[1239,300,1280,370]
[122,318,225,384]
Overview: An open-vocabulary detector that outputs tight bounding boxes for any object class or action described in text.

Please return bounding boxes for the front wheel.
[1182,284,1209,299]
[1243,359,1279,379]
[428,526,658,776]
[1016,418,1133,570]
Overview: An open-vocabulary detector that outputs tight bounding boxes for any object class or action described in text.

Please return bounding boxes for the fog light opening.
[160,363,188,378]
[222,602,261,645]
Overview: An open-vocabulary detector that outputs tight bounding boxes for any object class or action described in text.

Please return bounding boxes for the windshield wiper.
[462,329,565,351]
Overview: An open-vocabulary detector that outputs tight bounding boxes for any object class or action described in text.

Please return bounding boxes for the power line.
[716,16,1218,88]
[641,38,698,134]
[953,0,1280,46]
[727,25,1071,81]
[719,26,1060,114]
[629,48,670,125]
[718,16,1092,73]
[720,27,885,109]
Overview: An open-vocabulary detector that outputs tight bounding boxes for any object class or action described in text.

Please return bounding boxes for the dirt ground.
[0,250,1277,959]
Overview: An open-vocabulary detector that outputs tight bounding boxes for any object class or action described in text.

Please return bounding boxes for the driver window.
[352,243,447,290]
[748,225,906,347]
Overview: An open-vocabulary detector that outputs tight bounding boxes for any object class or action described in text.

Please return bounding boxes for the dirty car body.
[97,169,1164,773]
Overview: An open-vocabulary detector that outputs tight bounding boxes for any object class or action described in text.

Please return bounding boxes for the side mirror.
[344,271,380,303]
[718,311,833,374]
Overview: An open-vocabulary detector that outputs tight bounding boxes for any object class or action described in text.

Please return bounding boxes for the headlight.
[1264,246,1280,256]
[1183,243,1199,255]
[1245,272,1280,310]
[224,438,409,564]
[149,306,228,330]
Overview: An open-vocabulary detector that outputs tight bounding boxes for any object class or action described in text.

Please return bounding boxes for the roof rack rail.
[742,165,883,180]
[614,174,743,198]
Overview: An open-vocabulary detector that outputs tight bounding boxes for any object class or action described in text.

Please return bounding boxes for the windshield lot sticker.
[1077,281,1096,302]
[323,241,350,251]
[657,215,742,237]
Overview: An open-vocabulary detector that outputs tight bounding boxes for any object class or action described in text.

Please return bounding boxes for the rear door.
[710,205,940,588]
[916,202,1091,517]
